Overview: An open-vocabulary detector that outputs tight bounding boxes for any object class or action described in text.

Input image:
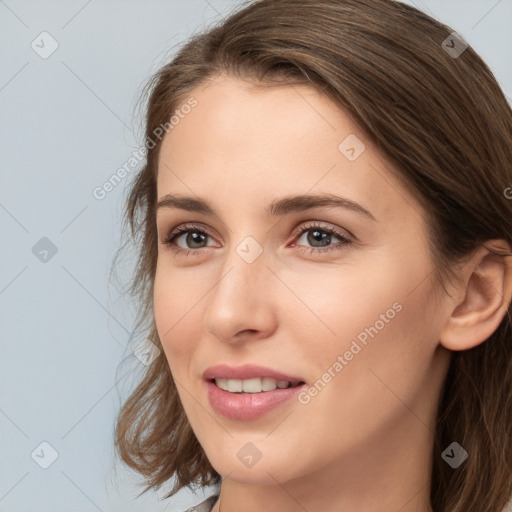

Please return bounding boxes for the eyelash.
[161,222,352,258]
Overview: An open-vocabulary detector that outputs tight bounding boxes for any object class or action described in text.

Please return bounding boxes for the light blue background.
[0,1,510,511]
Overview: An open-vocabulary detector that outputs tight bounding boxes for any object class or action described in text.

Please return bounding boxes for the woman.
[113,0,512,510]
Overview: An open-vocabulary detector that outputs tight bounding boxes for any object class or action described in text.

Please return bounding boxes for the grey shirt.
[182,493,512,511]
[183,494,219,512]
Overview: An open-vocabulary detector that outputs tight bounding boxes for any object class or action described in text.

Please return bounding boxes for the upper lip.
[203,364,305,383]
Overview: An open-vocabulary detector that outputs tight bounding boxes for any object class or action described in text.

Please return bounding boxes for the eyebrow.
[155,193,376,221]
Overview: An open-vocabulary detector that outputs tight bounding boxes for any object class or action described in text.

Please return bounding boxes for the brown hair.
[113,0,512,510]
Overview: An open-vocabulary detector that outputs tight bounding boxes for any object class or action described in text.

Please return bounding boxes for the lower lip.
[205,380,306,420]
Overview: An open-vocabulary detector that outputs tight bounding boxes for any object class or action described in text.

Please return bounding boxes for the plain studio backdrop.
[0,1,510,511]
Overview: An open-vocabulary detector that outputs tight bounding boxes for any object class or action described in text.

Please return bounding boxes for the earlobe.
[439,240,512,352]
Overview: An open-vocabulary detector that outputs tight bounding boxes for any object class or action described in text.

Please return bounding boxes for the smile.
[213,377,304,393]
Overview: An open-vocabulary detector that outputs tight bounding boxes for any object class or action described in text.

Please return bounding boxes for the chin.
[208,453,299,485]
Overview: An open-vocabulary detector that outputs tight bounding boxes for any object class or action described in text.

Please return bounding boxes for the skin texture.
[153,76,512,512]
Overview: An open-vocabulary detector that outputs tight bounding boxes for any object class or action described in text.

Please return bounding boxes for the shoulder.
[182,494,219,512]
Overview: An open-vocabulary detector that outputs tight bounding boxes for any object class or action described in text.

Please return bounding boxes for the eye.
[161,223,217,257]
[160,221,352,257]
[291,221,352,254]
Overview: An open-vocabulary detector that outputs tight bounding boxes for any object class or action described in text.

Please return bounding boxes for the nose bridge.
[211,235,268,310]
[216,229,268,292]
[203,233,275,341]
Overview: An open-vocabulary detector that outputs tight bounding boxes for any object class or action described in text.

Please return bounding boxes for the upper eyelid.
[163,221,352,244]
[292,222,351,241]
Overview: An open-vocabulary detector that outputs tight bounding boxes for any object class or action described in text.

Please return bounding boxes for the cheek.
[277,257,408,354]
[307,286,436,425]
[285,253,436,405]
[153,260,204,360]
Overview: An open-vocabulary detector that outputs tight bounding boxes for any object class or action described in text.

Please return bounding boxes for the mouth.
[210,377,306,394]
[205,374,308,420]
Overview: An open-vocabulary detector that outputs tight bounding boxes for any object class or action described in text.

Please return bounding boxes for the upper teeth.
[214,377,298,393]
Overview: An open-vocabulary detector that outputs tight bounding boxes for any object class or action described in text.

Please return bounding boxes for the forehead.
[156,76,423,227]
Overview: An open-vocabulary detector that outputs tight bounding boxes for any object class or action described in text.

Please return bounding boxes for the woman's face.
[154,76,451,490]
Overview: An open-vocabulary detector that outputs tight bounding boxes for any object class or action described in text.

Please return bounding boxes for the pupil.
[308,230,330,247]
[188,232,206,248]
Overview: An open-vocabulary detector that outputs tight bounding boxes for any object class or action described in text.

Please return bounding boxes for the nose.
[203,242,278,345]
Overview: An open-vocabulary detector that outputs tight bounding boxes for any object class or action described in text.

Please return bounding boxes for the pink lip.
[202,364,305,383]
[203,364,306,421]
[204,380,306,420]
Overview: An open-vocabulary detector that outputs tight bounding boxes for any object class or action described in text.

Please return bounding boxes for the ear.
[440,239,512,351]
